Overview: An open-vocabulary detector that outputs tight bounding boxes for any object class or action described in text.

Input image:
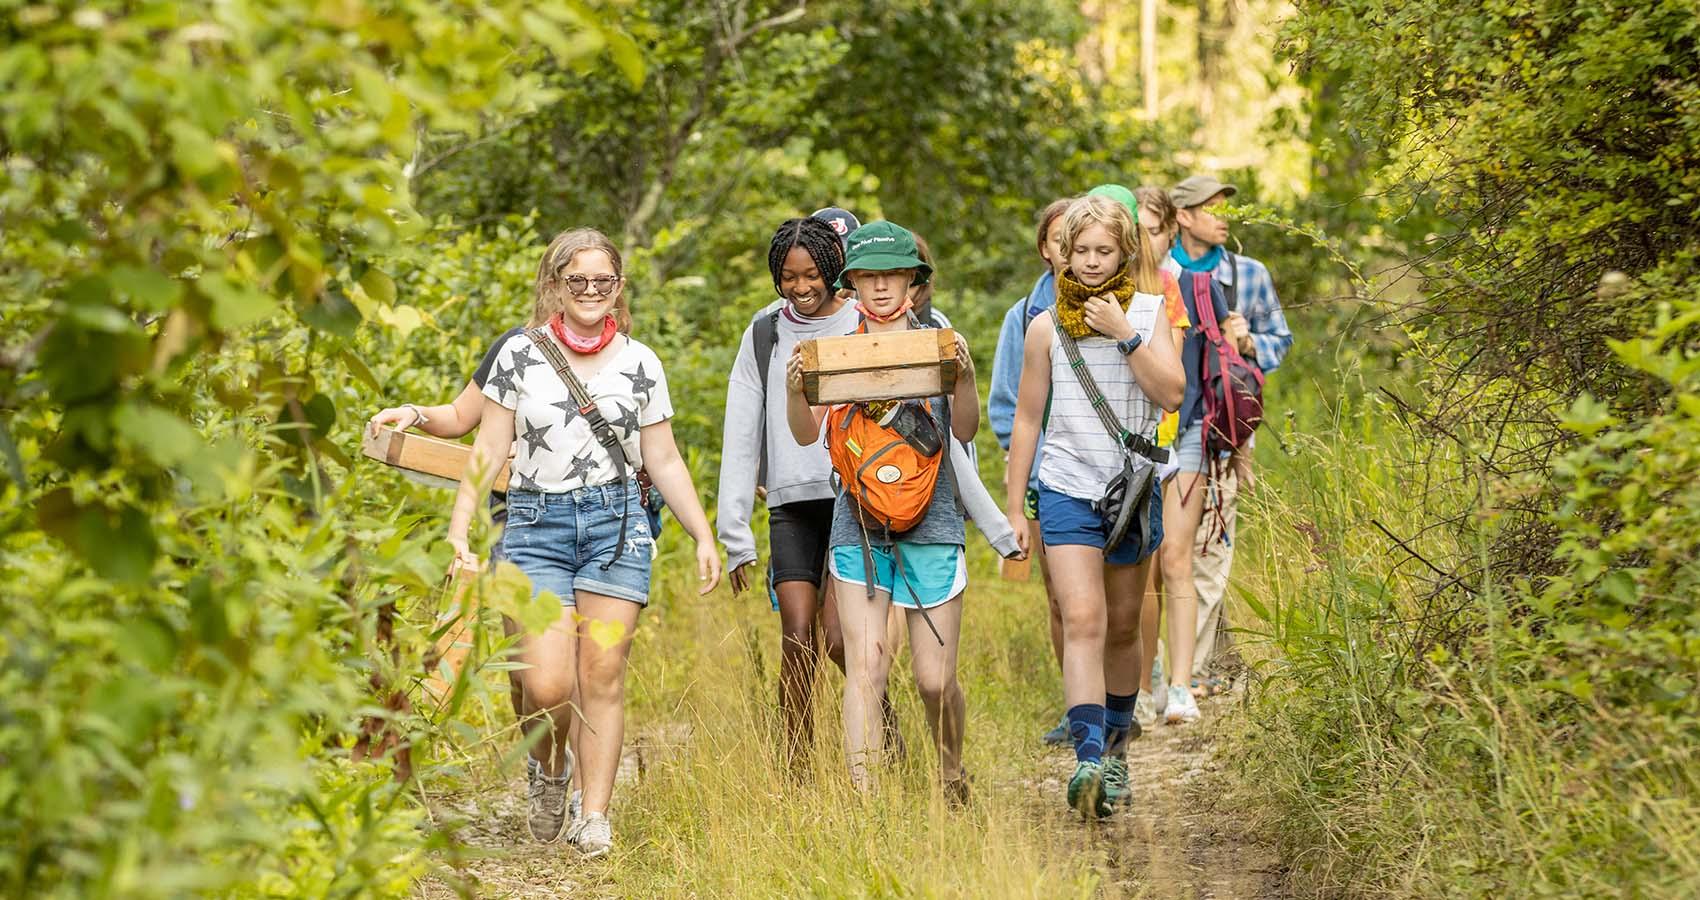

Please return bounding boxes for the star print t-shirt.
[481,331,673,493]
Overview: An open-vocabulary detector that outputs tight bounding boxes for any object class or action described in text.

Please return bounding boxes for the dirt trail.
[417,692,1285,899]
[1100,693,1287,899]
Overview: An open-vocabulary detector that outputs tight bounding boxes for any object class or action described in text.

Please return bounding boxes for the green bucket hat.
[1086,183,1138,215]
[837,221,932,289]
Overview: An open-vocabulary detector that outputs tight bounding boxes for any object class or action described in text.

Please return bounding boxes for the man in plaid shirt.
[1152,174,1292,723]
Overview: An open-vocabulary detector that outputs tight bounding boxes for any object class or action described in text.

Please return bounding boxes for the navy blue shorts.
[1036,483,1164,566]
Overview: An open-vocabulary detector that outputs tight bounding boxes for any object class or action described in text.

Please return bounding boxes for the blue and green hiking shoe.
[1067,760,1113,819]
[1042,715,1070,746]
[1102,756,1131,809]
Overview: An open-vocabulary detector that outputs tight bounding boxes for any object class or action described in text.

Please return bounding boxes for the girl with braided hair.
[718,215,884,773]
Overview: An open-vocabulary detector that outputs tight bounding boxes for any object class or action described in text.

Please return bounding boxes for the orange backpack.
[826,399,943,534]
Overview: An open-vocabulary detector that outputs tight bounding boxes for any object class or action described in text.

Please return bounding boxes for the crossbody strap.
[524,327,639,568]
[525,328,637,474]
[1049,315,1163,462]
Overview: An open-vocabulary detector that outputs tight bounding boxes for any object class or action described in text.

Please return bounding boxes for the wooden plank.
[360,427,510,488]
[799,328,959,404]
[807,328,949,371]
[424,565,481,700]
[806,367,953,405]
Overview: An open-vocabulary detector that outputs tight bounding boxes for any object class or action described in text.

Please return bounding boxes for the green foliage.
[0,2,637,895]
[1541,282,1700,718]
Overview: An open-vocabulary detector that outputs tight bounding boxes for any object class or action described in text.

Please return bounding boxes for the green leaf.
[522,10,603,62]
[113,404,201,467]
[357,267,397,306]
[75,503,158,585]
[340,349,382,392]
[604,27,645,89]
[118,615,179,671]
[486,560,556,635]
[199,276,278,330]
[376,303,425,338]
[301,287,363,336]
[113,266,183,312]
[165,120,223,178]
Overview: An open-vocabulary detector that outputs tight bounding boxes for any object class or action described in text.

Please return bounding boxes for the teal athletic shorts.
[828,543,966,610]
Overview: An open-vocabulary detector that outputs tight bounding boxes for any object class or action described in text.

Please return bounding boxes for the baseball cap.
[1170,175,1238,209]
[837,221,932,289]
[810,207,861,249]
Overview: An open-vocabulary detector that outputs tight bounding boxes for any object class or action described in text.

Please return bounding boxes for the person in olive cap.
[1157,174,1293,725]
[784,221,981,802]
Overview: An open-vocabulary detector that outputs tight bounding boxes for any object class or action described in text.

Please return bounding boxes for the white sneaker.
[1134,693,1158,728]
[1164,685,1200,725]
[572,812,613,858]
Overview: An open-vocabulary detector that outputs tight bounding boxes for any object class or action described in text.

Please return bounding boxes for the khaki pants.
[1191,468,1237,676]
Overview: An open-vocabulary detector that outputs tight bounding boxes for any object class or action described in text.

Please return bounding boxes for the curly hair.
[1060,195,1161,294]
[766,217,846,296]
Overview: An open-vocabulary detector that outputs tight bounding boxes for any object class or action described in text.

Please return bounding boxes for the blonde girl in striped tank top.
[1003,195,1184,818]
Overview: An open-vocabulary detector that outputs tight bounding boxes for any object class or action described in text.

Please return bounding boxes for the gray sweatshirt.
[717,301,861,571]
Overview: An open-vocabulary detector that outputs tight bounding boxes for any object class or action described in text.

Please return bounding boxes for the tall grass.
[413,497,1150,897]
[1228,352,1700,897]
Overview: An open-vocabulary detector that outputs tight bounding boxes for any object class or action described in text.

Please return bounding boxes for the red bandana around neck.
[856,298,914,324]
[550,313,618,354]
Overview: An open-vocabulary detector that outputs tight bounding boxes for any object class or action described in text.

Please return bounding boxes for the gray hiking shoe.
[572,812,613,858]
[568,788,582,828]
[526,751,573,843]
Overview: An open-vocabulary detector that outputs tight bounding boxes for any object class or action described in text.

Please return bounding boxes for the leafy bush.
[0,3,634,895]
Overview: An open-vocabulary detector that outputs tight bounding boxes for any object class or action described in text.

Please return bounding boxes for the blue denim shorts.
[1036,484,1164,566]
[500,481,655,606]
[1174,422,1206,474]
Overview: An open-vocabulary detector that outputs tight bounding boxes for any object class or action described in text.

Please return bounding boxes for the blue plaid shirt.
[1164,252,1293,373]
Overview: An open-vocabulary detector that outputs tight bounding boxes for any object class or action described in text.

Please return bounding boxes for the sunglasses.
[555,273,622,296]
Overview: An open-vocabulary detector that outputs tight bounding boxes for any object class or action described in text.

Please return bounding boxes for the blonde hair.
[1060,195,1160,294]
[531,228,631,332]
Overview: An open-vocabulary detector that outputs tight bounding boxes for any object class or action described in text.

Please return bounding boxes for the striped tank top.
[1037,291,1163,501]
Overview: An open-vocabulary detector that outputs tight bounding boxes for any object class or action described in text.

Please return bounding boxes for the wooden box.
[361,427,510,490]
[798,328,959,405]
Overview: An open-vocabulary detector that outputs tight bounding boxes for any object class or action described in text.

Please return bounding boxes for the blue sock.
[1105,691,1138,757]
[1067,703,1106,763]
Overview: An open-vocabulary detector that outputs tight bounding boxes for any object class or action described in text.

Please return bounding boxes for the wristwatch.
[1116,334,1144,356]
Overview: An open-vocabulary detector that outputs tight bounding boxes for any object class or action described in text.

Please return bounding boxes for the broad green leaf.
[114,404,201,467]
[376,303,425,338]
[165,120,223,178]
[76,503,158,585]
[301,288,363,336]
[113,266,183,312]
[200,276,278,330]
[604,27,645,89]
[358,267,397,306]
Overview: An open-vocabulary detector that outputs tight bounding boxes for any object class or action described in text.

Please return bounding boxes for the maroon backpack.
[1187,269,1265,457]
